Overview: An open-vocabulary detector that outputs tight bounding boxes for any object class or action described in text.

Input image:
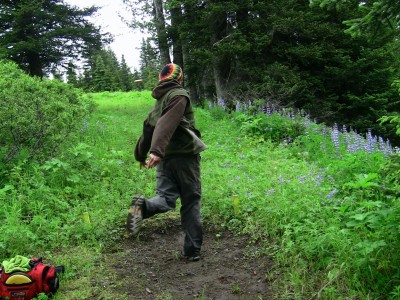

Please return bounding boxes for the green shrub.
[0,61,94,170]
[234,111,306,143]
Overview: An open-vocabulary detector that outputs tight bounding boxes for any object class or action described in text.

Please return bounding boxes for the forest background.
[1,0,400,144]
[1,0,400,299]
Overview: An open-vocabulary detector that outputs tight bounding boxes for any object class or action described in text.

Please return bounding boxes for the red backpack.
[0,257,64,300]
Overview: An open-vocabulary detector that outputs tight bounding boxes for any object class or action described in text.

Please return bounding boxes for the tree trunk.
[182,43,199,104]
[210,6,231,104]
[27,51,44,78]
[153,0,170,65]
[170,5,184,67]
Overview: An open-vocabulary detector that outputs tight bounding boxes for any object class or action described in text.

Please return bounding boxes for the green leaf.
[0,184,14,195]
[350,213,370,221]
[355,240,387,255]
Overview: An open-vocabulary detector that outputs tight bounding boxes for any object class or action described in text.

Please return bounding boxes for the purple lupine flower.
[298,175,306,184]
[303,119,311,127]
[217,97,225,108]
[316,171,324,185]
[354,131,364,152]
[377,137,393,155]
[326,189,338,199]
[266,189,275,196]
[385,140,393,155]
[365,129,375,153]
[236,101,241,112]
[81,118,89,132]
[378,137,388,154]
[342,125,353,153]
[330,123,340,153]
[345,130,359,153]
[266,106,272,116]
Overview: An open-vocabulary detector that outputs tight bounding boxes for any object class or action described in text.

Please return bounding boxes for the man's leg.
[143,159,180,219]
[174,155,203,257]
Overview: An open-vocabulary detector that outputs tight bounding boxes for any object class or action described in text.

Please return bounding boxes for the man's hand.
[147,153,161,168]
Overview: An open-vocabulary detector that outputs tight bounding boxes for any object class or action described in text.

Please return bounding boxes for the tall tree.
[169,2,184,66]
[88,48,125,92]
[0,0,108,77]
[139,38,161,89]
[66,61,78,86]
[92,55,108,91]
[153,0,171,64]
[120,55,134,91]
[124,0,400,141]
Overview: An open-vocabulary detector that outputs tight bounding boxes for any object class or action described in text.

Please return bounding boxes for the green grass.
[1,91,399,299]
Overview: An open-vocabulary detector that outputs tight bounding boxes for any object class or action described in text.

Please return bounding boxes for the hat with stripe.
[159,63,183,82]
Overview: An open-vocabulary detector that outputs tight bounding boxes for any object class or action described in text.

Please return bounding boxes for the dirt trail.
[100,217,276,300]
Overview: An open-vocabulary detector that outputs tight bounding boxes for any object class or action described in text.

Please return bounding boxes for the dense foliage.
[2,0,399,143]
[71,48,141,92]
[1,88,399,298]
[312,0,400,38]
[2,1,400,297]
[0,61,94,173]
[0,0,106,77]
[124,0,400,145]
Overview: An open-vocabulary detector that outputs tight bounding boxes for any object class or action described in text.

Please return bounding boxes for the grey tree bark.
[153,0,170,64]
[170,4,184,67]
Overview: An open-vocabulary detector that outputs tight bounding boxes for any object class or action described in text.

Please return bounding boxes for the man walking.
[127,63,207,261]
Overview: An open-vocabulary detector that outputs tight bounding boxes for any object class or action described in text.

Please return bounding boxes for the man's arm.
[134,120,154,163]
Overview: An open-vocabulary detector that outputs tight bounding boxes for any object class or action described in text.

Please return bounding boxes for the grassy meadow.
[1,91,399,299]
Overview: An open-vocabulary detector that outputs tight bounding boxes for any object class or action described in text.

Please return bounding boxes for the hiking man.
[127,63,207,261]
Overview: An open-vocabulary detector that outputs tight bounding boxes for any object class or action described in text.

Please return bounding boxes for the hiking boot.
[180,250,201,262]
[127,195,145,235]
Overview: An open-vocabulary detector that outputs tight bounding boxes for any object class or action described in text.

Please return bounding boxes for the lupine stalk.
[331,123,341,154]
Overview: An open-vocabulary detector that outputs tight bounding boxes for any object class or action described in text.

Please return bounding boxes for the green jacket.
[134,80,207,161]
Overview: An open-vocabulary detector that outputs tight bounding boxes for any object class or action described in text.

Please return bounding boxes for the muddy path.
[98,216,277,300]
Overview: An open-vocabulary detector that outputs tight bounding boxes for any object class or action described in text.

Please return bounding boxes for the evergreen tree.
[139,38,161,89]
[312,0,400,38]
[124,0,400,141]
[92,55,109,91]
[120,55,134,91]
[0,0,109,77]
[79,67,93,92]
[66,61,78,87]
[84,48,131,92]
[101,48,123,91]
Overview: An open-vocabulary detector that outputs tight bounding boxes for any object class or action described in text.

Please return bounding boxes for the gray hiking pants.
[143,154,203,256]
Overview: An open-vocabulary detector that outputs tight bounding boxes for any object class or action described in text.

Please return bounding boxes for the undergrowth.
[0,91,399,299]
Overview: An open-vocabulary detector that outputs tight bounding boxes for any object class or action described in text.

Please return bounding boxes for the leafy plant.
[0,61,94,170]
[1,90,399,299]
[379,115,400,136]
[234,111,306,143]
